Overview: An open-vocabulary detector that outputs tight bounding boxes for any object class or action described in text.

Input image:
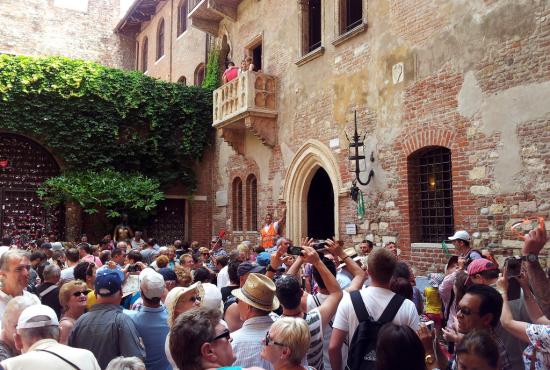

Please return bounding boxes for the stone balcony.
[213,71,277,155]
[188,0,242,35]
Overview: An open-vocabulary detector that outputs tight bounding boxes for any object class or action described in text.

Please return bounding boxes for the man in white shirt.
[1,304,100,369]
[0,250,40,322]
[329,248,419,370]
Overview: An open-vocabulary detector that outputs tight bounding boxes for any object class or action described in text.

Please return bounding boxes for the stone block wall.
[0,0,134,69]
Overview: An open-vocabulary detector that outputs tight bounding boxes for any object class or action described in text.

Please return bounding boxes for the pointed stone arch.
[283,139,345,242]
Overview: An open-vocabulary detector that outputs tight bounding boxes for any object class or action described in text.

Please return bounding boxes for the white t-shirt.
[217,265,230,288]
[332,286,419,337]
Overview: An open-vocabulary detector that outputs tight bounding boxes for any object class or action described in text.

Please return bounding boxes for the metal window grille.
[411,147,454,243]
[232,178,243,231]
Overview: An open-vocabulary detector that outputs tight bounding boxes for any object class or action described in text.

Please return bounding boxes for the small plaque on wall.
[216,190,228,207]
[345,223,357,235]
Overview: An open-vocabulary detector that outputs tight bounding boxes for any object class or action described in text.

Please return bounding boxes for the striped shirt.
[272,308,324,370]
[231,315,274,370]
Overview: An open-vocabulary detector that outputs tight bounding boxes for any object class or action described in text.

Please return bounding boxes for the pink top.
[81,254,103,267]
[224,67,239,82]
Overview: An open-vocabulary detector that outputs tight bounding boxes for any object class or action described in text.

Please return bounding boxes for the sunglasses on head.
[210,329,231,343]
[264,331,285,347]
[72,290,90,297]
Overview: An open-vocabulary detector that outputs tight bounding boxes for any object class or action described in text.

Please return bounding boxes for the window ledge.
[155,54,166,64]
[411,242,456,250]
[295,46,325,67]
[176,30,188,41]
[332,23,368,47]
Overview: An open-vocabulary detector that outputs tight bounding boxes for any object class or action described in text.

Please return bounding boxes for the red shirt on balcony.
[223,65,239,83]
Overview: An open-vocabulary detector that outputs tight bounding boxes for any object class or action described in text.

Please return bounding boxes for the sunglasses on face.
[72,290,90,297]
[189,295,201,302]
[210,329,231,343]
[264,331,285,347]
[457,306,479,316]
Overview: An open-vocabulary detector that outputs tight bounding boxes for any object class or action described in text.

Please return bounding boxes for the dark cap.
[40,243,52,250]
[94,271,122,296]
[157,267,177,282]
[237,261,265,277]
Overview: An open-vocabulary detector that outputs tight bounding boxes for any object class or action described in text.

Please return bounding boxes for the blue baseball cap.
[256,252,271,267]
[95,271,122,296]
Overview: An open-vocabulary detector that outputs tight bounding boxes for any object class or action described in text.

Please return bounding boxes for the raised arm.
[325,239,365,292]
[277,206,287,226]
[522,220,550,318]
[497,275,530,343]
[517,273,550,324]
[302,245,343,329]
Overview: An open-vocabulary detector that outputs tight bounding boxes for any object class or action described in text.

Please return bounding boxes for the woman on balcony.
[222,61,239,83]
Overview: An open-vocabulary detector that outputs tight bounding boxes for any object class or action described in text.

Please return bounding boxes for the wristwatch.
[526,254,538,263]
[425,354,435,366]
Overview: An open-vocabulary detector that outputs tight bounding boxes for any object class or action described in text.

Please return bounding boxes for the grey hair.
[276,237,287,247]
[17,316,60,343]
[2,296,38,329]
[105,356,146,370]
[0,249,30,271]
[43,264,61,281]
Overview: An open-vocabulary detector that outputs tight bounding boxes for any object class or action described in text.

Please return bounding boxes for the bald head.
[1,296,38,350]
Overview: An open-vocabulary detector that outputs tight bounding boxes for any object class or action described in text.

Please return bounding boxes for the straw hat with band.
[232,273,279,312]
[165,282,204,327]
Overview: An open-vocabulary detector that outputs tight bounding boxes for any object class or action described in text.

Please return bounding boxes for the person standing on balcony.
[222,61,239,84]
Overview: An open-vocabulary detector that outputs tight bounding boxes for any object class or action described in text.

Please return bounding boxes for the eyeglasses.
[264,331,285,347]
[210,329,232,343]
[72,290,90,297]
[202,253,210,256]
[457,306,479,316]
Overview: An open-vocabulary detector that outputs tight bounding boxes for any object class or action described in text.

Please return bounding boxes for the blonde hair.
[164,283,204,327]
[174,265,193,287]
[270,317,310,365]
[237,243,251,259]
[59,280,87,312]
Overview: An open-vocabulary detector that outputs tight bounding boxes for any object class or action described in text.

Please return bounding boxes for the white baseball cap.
[448,230,471,242]
[16,304,59,330]
[139,268,165,299]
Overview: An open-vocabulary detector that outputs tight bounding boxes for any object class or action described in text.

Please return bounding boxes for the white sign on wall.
[345,223,357,235]
[216,190,228,207]
[392,62,404,84]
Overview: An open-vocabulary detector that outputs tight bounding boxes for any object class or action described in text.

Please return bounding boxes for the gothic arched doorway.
[0,133,64,243]
[307,167,334,240]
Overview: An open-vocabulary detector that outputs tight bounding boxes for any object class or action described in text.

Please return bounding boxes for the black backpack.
[346,291,405,370]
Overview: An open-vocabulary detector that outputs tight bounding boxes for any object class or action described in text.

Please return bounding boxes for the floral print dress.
[523,324,550,370]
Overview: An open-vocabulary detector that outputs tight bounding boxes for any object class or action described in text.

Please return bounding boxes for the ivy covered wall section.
[0,55,213,190]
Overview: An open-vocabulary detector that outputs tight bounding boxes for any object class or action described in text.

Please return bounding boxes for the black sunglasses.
[210,329,231,342]
[264,331,285,347]
[189,295,202,302]
[72,290,90,297]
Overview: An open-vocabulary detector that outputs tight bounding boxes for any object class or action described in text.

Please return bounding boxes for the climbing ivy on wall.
[202,45,221,90]
[0,55,213,190]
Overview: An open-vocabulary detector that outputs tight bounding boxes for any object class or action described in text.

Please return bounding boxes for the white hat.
[201,283,223,313]
[17,304,59,330]
[448,230,471,242]
[139,268,165,299]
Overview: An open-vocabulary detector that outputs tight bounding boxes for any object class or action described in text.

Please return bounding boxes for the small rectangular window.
[308,0,322,52]
[341,0,362,33]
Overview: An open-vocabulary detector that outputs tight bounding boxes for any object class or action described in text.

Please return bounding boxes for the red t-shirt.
[224,67,239,82]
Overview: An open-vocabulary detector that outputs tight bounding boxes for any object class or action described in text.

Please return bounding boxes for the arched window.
[194,63,205,85]
[246,174,258,231]
[408,146,454,243]
[142,37,148,72]
[177,0,188,36]
[177,76,187,85]
[232,177,243,231]
[156,18,165,60]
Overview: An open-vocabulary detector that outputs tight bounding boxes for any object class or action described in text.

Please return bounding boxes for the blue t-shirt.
[125,305,171,370]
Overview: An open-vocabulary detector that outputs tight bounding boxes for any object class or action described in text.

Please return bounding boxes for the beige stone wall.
[0,0,134,69]
[211,0,550,272]
[135,0,207,84]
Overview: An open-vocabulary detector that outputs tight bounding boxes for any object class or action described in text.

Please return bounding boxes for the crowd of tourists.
[0,214,548,370]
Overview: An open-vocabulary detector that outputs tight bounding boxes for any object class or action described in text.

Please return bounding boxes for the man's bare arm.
[522,220,550,317]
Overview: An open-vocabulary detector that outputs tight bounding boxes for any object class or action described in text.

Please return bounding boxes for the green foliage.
[0,55,213,190]
[37,169,165,219]
[202,46,221,90]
